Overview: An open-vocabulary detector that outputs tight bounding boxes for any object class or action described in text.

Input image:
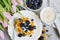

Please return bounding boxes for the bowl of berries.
[24,0,43,12]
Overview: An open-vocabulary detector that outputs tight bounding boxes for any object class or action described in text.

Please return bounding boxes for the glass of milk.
[40,7,60,35]
[40,7,56,25]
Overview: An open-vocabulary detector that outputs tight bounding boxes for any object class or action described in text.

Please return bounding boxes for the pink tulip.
[12,5,16,13]
[3,12,11,20]
[12,0,18,6]
[0,30,4,40]
[0,20,8,28]
[2,21,8,28]
[17,0,24,6]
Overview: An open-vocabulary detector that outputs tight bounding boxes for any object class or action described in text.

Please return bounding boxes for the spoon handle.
[52,23,60,37]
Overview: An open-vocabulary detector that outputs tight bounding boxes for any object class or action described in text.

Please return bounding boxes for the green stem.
[16,7,22,15]
[0,24,4,31]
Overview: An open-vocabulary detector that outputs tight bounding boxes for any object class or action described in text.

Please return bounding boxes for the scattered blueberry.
[43,25,46,27]
[46,30,48,32]
[31,19,34,21]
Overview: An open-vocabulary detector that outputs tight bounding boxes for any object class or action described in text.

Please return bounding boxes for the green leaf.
[7,0,11,6]
[16,7,22,15]
[2,0,10,11]
[0,24,4,31]
[0,4,5,12]
[0,0,5,7]
[0,12,4,22]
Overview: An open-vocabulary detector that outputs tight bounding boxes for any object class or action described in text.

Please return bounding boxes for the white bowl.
[24,0,45,12]
[8,10,42,40]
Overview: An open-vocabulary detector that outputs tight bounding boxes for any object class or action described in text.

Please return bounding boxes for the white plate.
[8,10,42,40]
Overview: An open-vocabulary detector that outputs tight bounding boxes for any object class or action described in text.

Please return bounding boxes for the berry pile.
[15,17,36,37]
[26,0,42,10]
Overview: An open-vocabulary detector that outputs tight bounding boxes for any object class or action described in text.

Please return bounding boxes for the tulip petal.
[12,5,16,13]
[18,0,24,6]
[12,0,18,5]
[3,12,11,20]
[0,30,4,40]
[2,21,8,28]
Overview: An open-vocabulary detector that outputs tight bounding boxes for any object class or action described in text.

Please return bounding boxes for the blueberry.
[25,20,30,25]
[33,26,36,29]
[46,30,48,32]
[38,36,44,40]
[28,25,33,30]
[22,27,25,30]
[20,23,25,27]
[30,35,32,37]
[31,19,34,21]
[25,29,28,32]
[18,34,22,37]
[22,27,26,31]
[43,25,46,27]
[37,0,40,2]
[26,27,29,29]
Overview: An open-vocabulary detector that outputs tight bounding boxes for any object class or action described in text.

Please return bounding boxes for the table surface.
[0,0,60,40]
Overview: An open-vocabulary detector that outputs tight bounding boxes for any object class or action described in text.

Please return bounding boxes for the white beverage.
[40,7,56,24]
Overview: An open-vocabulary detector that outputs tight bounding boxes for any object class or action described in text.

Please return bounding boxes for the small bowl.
[24,0,44,12]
